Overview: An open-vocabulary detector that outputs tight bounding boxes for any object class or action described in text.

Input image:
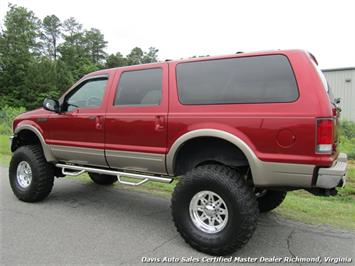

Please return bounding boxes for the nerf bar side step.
[55,163,173,186]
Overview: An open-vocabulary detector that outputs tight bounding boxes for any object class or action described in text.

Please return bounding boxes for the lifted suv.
[9,50,347,255]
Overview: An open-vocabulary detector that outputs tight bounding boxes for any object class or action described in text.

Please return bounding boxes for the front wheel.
[9,145,54,202]
[171,164,259,255]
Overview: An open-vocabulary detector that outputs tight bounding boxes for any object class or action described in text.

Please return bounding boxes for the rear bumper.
[315,153,347,189]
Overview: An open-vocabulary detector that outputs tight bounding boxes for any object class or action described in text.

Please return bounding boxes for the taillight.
[316,118,334,154]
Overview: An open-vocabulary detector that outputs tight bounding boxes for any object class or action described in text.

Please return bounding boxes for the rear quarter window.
[176,55,299,105]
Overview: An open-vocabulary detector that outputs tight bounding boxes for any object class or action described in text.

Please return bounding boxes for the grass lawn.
[0,134,354,230]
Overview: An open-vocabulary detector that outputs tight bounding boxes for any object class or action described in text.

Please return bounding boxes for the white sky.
[1,0,354,69]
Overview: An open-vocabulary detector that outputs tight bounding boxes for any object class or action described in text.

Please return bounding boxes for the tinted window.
[115,68,162,106]
[65,78,107,111]
[176,55,298,104]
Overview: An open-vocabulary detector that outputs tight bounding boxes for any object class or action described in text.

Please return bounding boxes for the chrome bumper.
[316,153,347,189]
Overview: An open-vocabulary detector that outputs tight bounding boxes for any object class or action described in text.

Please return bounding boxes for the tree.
[62,17,82,44]
[41,15,61,60]
[0,4,42,107]
[142,47,159,63]
[59,17,97,80]
[84,28,107,65]
[105,52,128,68]
[127,47,144,65]
[0,4,161,110]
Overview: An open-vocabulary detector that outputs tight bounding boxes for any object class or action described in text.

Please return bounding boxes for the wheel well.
[173,137,249,176]
[11,129,42,152]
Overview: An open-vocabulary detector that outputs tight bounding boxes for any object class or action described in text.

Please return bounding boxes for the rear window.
[176,55,299,105]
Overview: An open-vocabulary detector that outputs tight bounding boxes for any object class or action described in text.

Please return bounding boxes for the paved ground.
[1,166,354,266]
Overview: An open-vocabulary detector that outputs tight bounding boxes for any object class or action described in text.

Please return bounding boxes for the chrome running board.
[55,163,173,186]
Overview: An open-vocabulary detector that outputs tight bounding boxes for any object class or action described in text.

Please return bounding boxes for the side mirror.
[43,98,60,113]
[335,97,341,105]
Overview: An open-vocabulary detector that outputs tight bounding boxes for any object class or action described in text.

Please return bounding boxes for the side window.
[114,68,162,106]
[176,55,299,104]
[64,78,108,112]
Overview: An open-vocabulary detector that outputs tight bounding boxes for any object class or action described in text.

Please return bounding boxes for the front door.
[105,63,168,174]
[46,75,112,167]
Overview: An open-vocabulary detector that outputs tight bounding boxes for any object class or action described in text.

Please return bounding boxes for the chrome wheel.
[189,190,228,234]
[16,161,32,189]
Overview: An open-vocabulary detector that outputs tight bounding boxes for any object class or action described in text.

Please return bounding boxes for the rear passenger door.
[105,63,168,174]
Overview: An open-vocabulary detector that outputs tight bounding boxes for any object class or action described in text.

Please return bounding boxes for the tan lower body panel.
[49,145,167,174]
[252,159,314,187]
[50,143,314,187]
[50,145,107,167]
[105,150,166,174]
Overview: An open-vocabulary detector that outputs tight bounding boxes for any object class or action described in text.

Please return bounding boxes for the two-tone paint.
[12,49,340,188]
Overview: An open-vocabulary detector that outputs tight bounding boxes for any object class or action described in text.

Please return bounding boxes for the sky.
[1,0,354,69]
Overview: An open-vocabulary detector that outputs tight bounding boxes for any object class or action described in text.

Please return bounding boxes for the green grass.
[0,134,11,155]
[275,175,355,230]
[338,136,355,160]
[0,134,11,165]
[0,134,354,230]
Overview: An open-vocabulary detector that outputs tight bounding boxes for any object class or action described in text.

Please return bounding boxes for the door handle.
[95,116,104,130]
[155,115,165,131]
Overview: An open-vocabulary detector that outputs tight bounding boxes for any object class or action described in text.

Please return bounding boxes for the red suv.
[9,49,347,255]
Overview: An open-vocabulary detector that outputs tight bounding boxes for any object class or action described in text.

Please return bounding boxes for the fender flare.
[14,124,56,162]
[166,129,259,177]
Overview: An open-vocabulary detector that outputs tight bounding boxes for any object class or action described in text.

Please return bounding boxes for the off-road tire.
[88,173,117,185]
[257,190,287,213]
[171,164,259,255]
[9,145,54,202]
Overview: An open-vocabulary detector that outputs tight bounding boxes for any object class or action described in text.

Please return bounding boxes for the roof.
[88,49,308,77]
[322,67,355,72]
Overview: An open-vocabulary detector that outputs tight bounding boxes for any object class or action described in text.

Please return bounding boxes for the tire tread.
[171,164,258,255]
[9,145,54,202]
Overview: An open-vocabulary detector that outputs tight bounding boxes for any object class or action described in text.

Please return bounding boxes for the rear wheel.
[88,173,117,185]
[9,145,54,202]
[256,189,287,213]
[171,164,258,255]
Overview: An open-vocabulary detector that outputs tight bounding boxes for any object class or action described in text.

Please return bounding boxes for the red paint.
[13,49,337,167]
[104,63,169,154]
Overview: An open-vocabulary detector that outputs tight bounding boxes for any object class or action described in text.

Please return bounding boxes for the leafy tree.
[142,47,159,63]
[127,47,144,65]
[59,17,97,80]
[41,15,61,60]
[0,5,160,110]
[62,17,83,44]
[84,28,107,65]
[0,4,41,107]
[105,52,128,68]
[55,60,74,95]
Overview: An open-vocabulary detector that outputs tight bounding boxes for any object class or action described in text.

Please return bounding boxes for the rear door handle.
[88,115,103,129]
[95,116,103,130]
[155,115,165,131]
